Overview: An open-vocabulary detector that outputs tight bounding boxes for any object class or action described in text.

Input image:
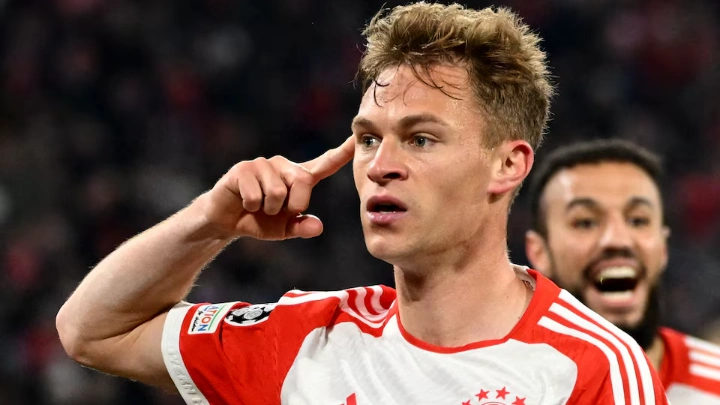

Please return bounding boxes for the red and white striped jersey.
[161,267,667,405]
[659,327,720,403]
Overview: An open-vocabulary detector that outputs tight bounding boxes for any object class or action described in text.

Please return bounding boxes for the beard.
[616,286,661,350]
[561,281,662,350]
[549,248,662,350]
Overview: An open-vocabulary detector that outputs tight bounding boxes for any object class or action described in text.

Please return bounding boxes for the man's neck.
[645,335,665,371]
[393,248,533,348]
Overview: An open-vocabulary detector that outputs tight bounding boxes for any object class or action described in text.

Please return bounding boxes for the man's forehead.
[363,64,471,105]
[543,162,661,208]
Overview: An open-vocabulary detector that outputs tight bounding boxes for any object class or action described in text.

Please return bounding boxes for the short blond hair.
[359,2,554,149]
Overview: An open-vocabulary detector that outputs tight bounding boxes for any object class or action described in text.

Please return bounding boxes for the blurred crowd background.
[0,0,719,403]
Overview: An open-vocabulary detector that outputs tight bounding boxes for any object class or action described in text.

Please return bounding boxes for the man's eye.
[361,135,378,147]
[572,218,596,229]
[411,135,433,148]
[629,216,650,227]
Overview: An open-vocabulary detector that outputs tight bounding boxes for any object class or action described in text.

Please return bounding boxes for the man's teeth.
[593,266,640,294]
[601,291,634,301]
[597,266,637,281]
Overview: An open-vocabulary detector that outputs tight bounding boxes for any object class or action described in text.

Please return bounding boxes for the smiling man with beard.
[526,138,720,404]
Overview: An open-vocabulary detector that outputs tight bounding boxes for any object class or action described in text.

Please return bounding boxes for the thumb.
[285,214,324,239]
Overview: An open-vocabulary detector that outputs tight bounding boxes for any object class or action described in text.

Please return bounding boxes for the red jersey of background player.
[659,327,720,403]
[161,267,667,405]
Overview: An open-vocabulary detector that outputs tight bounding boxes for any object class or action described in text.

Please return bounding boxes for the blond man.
[58,4,667,404]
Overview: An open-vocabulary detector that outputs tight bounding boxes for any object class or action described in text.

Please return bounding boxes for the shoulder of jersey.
[275,285,397,328]
[518,272,620,354]
[527,287,665,405]
[532,288,653,371]
[671,329,720,395]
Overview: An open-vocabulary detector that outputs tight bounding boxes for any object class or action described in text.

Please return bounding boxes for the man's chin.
[618,320,658,351]
[597,310,645,329]
[366,240,433,271]
[365,239,406,263]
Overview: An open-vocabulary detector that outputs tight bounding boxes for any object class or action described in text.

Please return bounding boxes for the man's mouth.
[593,266,639,292]
[366,196,408,213]
[371,204,405,213]
[591,266,640,300]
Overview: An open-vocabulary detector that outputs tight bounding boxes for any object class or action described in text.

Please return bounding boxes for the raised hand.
[202,136,355,240]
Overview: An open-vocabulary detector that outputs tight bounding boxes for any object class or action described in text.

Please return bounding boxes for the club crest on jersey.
[459,386,527,405]
[188,303,233,334]
[224,303,276,327]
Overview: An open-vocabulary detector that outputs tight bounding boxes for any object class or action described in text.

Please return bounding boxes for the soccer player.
[526,139,720,404]
[57,4,667,404]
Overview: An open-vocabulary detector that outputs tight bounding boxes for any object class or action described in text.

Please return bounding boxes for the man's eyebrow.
[625,197,655,210]
[396,113,450,130]
[351,113,450,133]
[565,198,599,212]
[351,116,375,132]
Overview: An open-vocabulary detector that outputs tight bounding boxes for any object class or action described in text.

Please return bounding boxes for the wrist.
[184,193,239,243]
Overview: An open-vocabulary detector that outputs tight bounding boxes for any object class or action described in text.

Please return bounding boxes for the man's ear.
[525,229,553,278]
[487,140,534,196]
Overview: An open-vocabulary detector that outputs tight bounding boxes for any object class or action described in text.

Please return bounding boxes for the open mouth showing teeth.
[592,266,639,293]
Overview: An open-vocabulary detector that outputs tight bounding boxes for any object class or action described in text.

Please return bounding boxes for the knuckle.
[268,155,287,164]
[265,186,287,199]
[228,162,244,174]
[244,191,263,203]
[247,157,268,170]
[284,165,313,184]
[230,160,253,175]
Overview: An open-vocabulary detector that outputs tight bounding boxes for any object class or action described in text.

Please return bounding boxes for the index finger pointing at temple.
[302,136,355,183]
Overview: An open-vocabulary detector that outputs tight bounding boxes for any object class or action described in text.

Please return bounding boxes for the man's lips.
[366,195,408,213]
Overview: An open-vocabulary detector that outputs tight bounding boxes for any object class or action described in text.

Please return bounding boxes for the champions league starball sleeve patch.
[224,303,276,327]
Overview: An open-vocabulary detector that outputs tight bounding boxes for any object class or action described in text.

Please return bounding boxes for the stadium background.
[0,0,719,403]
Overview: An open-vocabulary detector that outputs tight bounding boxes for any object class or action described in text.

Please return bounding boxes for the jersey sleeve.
[564,351,668,404]
[536,290,669,405]
[161,293,342,405]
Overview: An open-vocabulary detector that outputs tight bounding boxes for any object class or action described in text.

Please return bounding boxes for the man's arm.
[56,137,355,389]
[56,199,233,389]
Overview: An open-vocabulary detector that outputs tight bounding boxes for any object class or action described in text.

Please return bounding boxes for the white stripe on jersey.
[690,364,720,382]
[351,287,389,322]
[559,290,656,405]
[689,351,720,369]
[162,303,210,405]
[339,305,386,328]
[538,316,626,405]
[279,288,388,328]
[370,285,385,313]
[280,290,349,305]
[549,303,640,405]
[686,335,720,356]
